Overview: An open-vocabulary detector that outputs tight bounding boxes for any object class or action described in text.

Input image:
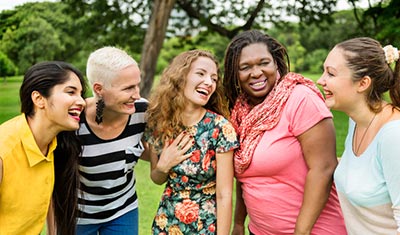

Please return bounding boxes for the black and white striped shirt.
[76,98,147,224]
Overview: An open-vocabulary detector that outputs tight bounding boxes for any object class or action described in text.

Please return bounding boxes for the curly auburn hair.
[146,49,229,150]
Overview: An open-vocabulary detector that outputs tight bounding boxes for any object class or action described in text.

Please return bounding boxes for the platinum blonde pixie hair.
[86,46,138,96]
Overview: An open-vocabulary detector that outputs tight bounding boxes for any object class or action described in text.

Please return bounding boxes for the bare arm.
[216,150,234,235]
[140,140,151,162]
[294,118,338,235]
[231,180,247,235]
[150,132,193,185]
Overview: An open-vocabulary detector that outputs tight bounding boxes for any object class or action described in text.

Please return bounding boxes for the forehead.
[190,56,217,71]
[111,64,141,85]
[51,72,82,92]
[324,47,347,67]
[60,72,81,86]
[240,43,272,62]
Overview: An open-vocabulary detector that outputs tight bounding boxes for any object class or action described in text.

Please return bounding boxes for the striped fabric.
[76,98,147,224]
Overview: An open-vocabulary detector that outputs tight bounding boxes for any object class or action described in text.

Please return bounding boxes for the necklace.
[354,113,377,155]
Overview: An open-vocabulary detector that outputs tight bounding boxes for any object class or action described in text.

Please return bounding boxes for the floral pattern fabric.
[144,110,239,235]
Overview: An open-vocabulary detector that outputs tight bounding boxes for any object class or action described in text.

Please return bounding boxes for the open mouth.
[196,88,209,96]
[68,109,82,120]
[251,80,266,87]
[324,89,333,98]
[249,78,267,90]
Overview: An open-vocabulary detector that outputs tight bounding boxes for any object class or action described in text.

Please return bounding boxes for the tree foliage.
[0,50,17,78]
[0,0,399,97]
[0,2,73,73]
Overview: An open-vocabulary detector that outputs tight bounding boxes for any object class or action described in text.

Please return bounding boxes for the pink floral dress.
[145,110,239,234]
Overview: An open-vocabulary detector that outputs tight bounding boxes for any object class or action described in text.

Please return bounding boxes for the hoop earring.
[95,98,105,124]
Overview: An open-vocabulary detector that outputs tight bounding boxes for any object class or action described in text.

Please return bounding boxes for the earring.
[95,98,105,124]
[235,80,242,94]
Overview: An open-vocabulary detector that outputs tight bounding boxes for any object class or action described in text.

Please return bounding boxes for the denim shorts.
[76,208,138,235]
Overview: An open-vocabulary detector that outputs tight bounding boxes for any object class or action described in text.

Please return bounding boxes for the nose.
[203,75,213,86]
[77,95,86,109]
[131,86,141,99]
[316,75,325,86]
[250,66,262,78]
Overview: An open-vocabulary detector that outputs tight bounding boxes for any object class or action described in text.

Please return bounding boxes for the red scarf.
[230,72,324,174]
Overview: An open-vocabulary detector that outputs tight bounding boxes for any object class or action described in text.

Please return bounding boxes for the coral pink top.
[236,85,347,234]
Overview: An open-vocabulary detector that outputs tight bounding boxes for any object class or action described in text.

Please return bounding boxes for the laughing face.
[238,43,278,106]
[183,56,218,109]
[101,64,141,115]
[45,72,85,131]
[317,46,359,113]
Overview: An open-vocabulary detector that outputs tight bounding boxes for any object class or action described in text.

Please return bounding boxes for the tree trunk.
[139,0,176,98]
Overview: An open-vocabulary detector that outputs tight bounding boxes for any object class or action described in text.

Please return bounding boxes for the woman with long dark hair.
[0,61,86,234]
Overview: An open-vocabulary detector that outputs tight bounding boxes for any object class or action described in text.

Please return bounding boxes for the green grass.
[0,77,22,123]
[0,74,348,234]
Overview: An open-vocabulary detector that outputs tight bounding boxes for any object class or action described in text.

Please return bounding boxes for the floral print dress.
[145,110,239,235]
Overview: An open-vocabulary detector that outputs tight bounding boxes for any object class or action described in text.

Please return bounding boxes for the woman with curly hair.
[145,49,239,234]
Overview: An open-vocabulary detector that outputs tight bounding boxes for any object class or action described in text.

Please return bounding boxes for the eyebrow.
[65,85,79,90]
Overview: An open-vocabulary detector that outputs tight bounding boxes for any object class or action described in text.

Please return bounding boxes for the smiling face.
[183,56,218,109]
[100,64,141,115]
[317,46,359,112]
[238,43,278,106]
[45,72,85,131]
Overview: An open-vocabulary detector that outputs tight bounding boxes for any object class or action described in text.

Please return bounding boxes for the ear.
[93,82,103,97]
[357,76,372,93]
[31,91,45,109]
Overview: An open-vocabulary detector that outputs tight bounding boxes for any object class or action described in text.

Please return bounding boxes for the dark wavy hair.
[21,61,87,235]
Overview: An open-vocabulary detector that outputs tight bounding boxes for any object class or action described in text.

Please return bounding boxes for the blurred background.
[0,1,398,233]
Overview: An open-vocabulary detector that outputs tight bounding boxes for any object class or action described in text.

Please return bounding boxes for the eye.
[66,90,76,95]
[326,70,335,77]
[239,66,249,71]
[196,71,205,76]
[212,77,218,82]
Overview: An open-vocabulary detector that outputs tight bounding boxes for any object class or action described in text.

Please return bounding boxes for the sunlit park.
[0,0,398,234]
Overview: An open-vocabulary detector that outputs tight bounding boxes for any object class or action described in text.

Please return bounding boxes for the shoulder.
[379,120,400,140]
[290,84,321,99]
[0,114,26,138]
[0,114,27,157]
[205,110,230,125]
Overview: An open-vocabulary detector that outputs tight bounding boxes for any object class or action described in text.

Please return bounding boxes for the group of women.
[0,29,399,235]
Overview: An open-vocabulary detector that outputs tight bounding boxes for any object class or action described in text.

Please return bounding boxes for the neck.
[182,107,206,127]
[26,115,57,156]
[86,98,129,127]
[346,104,378,127]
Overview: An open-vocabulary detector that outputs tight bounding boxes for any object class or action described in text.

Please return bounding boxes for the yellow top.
[0,114,57,234]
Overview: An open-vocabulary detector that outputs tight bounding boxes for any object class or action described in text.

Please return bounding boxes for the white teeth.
[196,88,209,95]
[253,81,265,86]
[69,110,81,116]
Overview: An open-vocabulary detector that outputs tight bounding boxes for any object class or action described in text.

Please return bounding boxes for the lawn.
[0,74,348,234]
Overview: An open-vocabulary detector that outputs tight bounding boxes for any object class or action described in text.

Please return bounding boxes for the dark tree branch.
[177,0,265,39]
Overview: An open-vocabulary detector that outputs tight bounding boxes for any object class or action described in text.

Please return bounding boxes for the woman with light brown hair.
[145,49,239,234]
[318,37,400,235]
